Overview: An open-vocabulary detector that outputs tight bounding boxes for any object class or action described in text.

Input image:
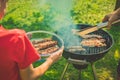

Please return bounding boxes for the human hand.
[102,8,120,29]
[47,46,64,63]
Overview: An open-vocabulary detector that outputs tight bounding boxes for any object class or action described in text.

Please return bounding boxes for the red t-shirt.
[0,25,40,80]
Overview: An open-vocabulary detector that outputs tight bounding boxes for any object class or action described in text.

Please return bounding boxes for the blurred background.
[2,0,120,80]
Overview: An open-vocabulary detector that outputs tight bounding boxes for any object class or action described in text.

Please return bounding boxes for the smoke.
[38,0,48,7]
[38,0,74,30]
[38,0,81,47]
[49,0,73,13]
[50,0,74,29]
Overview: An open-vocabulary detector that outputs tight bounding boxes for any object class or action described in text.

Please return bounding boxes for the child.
[0,0,63,80]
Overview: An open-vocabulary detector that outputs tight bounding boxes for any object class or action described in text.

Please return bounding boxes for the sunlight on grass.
[97,68,114,80]
[4,0,119,80]
[114,49,120,60]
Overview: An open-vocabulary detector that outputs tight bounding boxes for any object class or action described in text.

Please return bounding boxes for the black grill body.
[56,24,114,63]
[58,24,114,80]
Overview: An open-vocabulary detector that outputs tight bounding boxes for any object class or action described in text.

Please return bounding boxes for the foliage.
[2,0,55,32]
[2,0,120,80]
[72,0,116,25]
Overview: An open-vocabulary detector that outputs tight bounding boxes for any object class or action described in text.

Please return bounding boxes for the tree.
[114,0,120,27]
[115,0,120,10]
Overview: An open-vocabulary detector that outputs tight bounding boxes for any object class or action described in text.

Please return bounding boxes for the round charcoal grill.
[55,24,114,80]
[64,29,113,62]
[56,24,113,62]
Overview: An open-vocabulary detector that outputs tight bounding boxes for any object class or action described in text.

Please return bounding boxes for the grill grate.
[66,29,113,55]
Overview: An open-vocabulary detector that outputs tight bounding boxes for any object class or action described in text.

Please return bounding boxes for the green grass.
[2,0,120,80]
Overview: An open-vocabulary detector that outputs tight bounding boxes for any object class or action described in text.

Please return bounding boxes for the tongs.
[73,19,120,38]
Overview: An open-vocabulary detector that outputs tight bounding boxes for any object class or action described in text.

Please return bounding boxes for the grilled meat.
[32,39,58,50]
[80,34,106,47]
[32,38,59,54]
[67,46,86,52]
[32,38,52,44]
[38,46,59,54]
[82,34,102,39]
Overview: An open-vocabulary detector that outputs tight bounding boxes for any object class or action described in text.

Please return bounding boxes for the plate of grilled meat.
[26,30,64,58]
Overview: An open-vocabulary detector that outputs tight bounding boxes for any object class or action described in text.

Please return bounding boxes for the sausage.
[36,40,58,50]
[32,38,59,54]
[32,38,52,44]
[38,46,59,54]
[80,37,106,47]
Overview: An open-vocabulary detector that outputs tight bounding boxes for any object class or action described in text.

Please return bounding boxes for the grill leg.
[78,70,82,80]
[91,62,97,80]
[60,62,69,80]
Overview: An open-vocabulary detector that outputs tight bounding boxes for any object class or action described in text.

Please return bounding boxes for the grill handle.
[68,58,89,65]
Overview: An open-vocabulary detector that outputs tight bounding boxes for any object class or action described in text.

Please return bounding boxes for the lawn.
[2,0,120,80]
